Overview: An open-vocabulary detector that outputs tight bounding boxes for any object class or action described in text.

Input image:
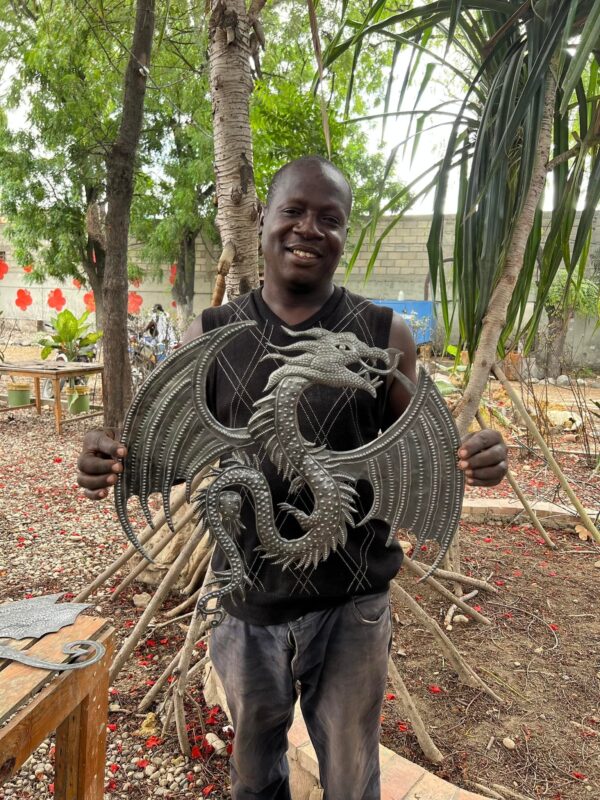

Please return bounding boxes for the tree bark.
[103,0,155,427]
[172,228,198,325]
[453,68,558,436]
[208,0,260,299]
[537,310,570,378]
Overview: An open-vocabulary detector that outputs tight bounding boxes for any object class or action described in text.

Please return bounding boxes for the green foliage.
[252,0,408,222]
[324,0,600,355]
[546,269,600,320]
[38,309,103,361]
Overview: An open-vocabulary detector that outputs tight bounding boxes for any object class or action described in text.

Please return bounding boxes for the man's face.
[260,162,351,292]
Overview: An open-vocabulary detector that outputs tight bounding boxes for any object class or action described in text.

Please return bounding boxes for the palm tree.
[324,0,600,435]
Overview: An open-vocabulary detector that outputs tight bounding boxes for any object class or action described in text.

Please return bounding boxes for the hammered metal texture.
[115,323,465,623]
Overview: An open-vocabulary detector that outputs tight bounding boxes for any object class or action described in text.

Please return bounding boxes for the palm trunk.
[103,0,155,428]
[454,69,558,436]
[208,0,259,299]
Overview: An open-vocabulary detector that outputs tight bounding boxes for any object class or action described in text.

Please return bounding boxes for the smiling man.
[77,155,507,800]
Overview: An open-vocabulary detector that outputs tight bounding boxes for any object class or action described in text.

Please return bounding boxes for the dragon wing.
[115,320,257,559]
[328,368,464,575]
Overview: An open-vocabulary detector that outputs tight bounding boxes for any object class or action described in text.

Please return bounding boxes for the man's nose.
[293,213,325,238]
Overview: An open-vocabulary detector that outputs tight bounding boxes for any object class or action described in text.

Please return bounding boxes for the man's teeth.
[291,249,317,259]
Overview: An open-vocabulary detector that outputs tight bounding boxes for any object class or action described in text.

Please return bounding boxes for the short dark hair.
[266,156,352,212]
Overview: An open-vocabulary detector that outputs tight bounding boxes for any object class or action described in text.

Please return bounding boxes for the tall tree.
[324,0,600,434]
[208,0,261,299]
[103,0,156,427]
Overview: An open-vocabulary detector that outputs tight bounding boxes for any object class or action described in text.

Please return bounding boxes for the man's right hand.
[77,429,127,500]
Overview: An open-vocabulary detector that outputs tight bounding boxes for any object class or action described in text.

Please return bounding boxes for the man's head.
[260,157,352,294]
[153,304,165,314]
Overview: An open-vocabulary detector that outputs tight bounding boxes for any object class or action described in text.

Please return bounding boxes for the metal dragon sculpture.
[115,320,465,626]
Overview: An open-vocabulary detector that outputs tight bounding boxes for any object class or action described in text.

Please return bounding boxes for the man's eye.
[323,217,340,226]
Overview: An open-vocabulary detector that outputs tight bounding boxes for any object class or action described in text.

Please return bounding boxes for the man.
[77,156,507,800]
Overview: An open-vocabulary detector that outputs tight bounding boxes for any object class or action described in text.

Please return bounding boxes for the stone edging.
[287,706,490,800]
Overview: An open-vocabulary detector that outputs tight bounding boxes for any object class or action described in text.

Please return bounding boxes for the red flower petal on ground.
[0,259,8,279]
[54,457,62,463]
[109,763,119,773]
[385,693,395,700]
[202,784,216,796]
[191,745,202,760]
[549,623,559,631]
[23,264,33,273]
[169,263,177,285]
[49,783,55,793]
[128,291,143,314]
[397,722,410,732]
[15,288,33,311]
[83,291,96,313]
[47,288,66,311]
[136,759,150,769]
[145,735,162,748]
[571,772,587,780]
[107,723,117,732]
[427,685,443,694]
[72,278,82,289]
[494,580,505,587]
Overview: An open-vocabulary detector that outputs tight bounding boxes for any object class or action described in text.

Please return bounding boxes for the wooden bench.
[0,615,115,799]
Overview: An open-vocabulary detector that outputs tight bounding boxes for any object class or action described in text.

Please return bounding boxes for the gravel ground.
[0,409,231,800]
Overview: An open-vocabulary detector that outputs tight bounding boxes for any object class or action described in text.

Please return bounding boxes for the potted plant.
[7,381,31,408]
[38,309,103,414]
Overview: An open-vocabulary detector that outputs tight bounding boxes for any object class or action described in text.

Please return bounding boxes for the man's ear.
[258,204,265,236]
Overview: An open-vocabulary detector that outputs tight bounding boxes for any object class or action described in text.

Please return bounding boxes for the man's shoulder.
[202,290,260,331]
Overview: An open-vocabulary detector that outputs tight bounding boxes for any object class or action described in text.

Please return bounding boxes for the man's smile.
[286,245,321,261]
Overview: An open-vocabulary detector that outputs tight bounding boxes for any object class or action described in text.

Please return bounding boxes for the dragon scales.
[115,321,465,626]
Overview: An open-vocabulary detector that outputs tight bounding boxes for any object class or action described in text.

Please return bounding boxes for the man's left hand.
[458,429,507,487]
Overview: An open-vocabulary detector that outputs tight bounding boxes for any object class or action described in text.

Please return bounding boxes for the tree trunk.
[84,188,107,329]
[537,310,570,378]
[103,0,155,428]
[208,0,260,299]
[454,68,558,436]
[172,228,198,325]
[83,239,105,330]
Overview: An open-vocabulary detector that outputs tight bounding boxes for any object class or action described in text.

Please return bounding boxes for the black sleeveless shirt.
[201,286,404,625]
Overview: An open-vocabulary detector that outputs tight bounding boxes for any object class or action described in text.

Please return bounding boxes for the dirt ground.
[1,342,599,800]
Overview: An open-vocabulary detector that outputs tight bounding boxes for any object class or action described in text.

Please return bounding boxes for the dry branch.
[387,656,443,764]
[211,241,235,306]
[494,365,600,543]
[74,476,204,603]
[390,581,502,702]
[110,522,206,680]
[112,506,199,598]
[402,560,492,625]
[412,562,498,593]
[475,411,556,550]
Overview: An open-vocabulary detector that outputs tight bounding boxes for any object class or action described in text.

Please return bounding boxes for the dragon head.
[262,327,399,396]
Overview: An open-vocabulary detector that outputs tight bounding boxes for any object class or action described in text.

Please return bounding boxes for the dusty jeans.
[209,590,391,800]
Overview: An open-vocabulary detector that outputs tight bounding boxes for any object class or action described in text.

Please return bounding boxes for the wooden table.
[0,361,105,434]
[0,616,114,800]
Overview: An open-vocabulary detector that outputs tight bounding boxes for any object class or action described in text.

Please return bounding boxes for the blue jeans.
[209,590,392,800]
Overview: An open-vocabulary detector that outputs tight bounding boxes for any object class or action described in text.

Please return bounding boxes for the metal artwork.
[116,321,465,626]
[0,594,105,670]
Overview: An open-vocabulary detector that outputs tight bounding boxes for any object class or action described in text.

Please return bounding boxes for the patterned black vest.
[201,286,404,624]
